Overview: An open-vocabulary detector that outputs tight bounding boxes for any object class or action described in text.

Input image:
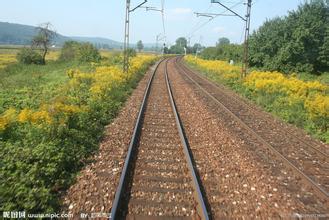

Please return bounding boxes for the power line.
[187,3,213,38]
[161,0,166,41]
[210,0,253,77]
[211,0,246,21]
[123,0,147,74]
[140,1,167,53]
[187,1,244,38]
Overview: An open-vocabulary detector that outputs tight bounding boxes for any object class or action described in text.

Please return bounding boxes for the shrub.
[107,52,123,65]
[58,41,101,63]
[126,48,137,57]
[16,48,44,65]
[58,41,80,61]
[77,43,101,62]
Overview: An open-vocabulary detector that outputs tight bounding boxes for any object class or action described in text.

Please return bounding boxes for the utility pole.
[156,33,166,54]
[195,35,203,58]
[123,0,147,74]
[209,0,252,77]
[242,0,252,77]
[123,0,131,74]
[156,34,160,53]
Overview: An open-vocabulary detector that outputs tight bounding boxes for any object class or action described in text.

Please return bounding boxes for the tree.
[192,43,202,54]
[163,46,169,54]
[32,22,56,64]
[137,40,144,52]
[58,41,80,61]
[58,41,101,63]
[175,37,188,48]
[200,43,243,62]
[249,0,329,73]
[217,37,230,46]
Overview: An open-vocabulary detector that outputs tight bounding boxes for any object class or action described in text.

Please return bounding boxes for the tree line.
[249,0,329,74]
[191,0,329,75]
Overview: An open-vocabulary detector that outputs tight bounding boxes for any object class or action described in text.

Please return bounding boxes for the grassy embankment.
[0,49,157,212]
[185,55,329,143]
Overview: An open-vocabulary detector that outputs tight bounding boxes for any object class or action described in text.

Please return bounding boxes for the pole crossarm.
[195,12,236,18]
[129,0,147,12]
[211,0,246,21]
[142,6,163,12]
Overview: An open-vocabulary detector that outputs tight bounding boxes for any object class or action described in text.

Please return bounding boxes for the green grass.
[0,61,94,113]
[298,72,329,85]
[0,53,156,212]
[185,61,329,143]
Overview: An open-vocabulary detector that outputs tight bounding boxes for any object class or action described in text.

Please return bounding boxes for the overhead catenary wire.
[143,0,167,52]
[187,3,213,38]
[161,0,166,42]
[187,1,244,39]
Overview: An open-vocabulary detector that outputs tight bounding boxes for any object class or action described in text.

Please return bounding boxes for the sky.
[0,0,305,46]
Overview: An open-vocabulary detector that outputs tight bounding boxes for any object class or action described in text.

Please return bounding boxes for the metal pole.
[242,0,252,78]
[123,0,130,73]
[156,36,158,53]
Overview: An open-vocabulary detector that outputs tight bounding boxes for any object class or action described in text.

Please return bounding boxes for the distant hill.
[0,21,158,49]
[0,22,71,45]
[0,21,123,48]
[70,36,122,48]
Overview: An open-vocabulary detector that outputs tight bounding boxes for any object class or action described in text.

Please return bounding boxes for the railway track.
[110,58,209,219]
[180,58,329,158]
[174,57,329,203]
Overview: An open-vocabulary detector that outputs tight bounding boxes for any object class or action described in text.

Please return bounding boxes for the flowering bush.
[185,55,329,142]
[0,54,16,69]
[0,54,157,211]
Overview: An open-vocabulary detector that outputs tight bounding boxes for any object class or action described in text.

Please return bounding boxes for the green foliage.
[0,56,156,212]
[176,37,188,48]
[166,37,205,55]
[125,48,137,57]
[58,41,101,63]
[168,37,188,54]
[107,51,123,65]
[58,41,80,61]
[32,23,56,65]
[16,48,43,65]
[185,58,329,143]
[201,44,243,62]
[249,0,329,73]
[78,43,101,62]
[137,40,144,52]
[217,37,230,46]
[169,44,185,54]
[0,60,94,113]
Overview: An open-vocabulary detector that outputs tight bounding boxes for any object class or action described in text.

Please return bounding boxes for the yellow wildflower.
[18,109,33,123]
[0,108,17,131]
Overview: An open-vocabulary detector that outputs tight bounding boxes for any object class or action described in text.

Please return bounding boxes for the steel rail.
[174,57,329,203]
[110,58,210,219]
[110,58,164,219]
[178,57,329,159]
[164,59,210,220]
